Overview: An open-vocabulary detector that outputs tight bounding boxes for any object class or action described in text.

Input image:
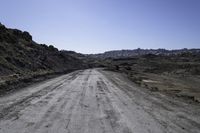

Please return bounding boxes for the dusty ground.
[123,71,200,103]
[0,69,200,133]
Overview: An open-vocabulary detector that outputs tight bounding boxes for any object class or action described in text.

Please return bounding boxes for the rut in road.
[0,69,200,133]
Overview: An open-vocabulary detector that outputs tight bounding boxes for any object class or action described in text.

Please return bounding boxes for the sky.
[0,0,200,54]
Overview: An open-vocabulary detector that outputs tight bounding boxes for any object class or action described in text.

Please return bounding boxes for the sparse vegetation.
[101,53,200,103]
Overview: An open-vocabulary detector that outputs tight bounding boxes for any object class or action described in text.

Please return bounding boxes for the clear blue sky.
[0,0,200,54]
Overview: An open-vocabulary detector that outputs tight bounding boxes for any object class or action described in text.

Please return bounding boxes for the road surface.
[0,69,200,133]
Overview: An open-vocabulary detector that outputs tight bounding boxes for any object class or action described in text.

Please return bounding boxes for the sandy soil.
[0,69,200,133]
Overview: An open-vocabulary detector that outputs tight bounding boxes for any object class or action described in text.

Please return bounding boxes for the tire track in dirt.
[1,69,200,133]
[25,71,86,133]
[96,79,132,133]
[0,70,82,133]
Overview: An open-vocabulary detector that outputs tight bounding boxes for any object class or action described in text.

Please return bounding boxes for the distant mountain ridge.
[89,48,200,59]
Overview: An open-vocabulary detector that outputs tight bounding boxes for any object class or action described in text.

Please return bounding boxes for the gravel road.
[0,69,200,133]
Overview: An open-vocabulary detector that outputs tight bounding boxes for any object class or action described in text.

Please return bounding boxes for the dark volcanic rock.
[22,31,32,41]
[0,23,6,31]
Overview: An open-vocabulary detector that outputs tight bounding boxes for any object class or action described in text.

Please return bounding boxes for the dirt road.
[0,69,200,133]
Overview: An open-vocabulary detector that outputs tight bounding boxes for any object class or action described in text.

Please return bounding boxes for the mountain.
[89,48,200,59]
[0,23,88,94]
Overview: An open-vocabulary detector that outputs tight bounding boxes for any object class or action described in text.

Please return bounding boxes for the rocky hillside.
[0,23,88,95]
[89,48,200,59]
